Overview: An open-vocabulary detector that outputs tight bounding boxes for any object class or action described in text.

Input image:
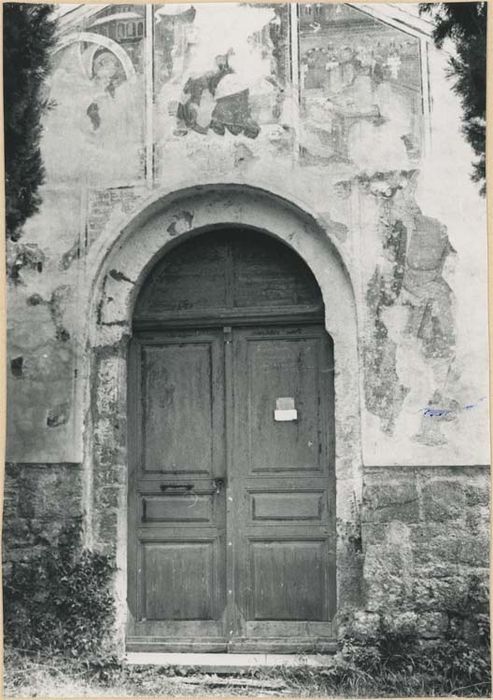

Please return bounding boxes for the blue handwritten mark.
[422,407,451,417]
[464,397,487,410]
[421,397,487,417]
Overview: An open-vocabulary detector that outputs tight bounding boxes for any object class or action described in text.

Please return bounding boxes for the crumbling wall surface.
[6,184,148,463]
[2,463,83,572]
[7,4,488,472]
[6,189,85,463]
[4,3,490,649]
[355,45,489,468]
[89,349,128,557]
[360,465,490,635]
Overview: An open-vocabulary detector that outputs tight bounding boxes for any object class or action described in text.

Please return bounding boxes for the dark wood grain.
[134,228,323,324]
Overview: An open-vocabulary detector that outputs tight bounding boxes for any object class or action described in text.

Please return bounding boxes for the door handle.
[212,478,225,494]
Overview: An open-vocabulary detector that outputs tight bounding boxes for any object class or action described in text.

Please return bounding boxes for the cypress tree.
[3,3,57,241]
[420,2,487,195]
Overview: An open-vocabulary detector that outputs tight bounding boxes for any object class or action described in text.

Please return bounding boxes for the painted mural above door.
[153,2,293,178]
[38,3,426,186]
[41,5,146,186]
[299,3,423,170]
[151,2,424,178]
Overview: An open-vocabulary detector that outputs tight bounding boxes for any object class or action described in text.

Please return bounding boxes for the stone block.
[412,533,489,568]
[364,572,411,611]
[93,464,126,488]
[362,522,388,545]
[364,542,412,576]
[363,527,416,612]
[96,508,119,544]
[465,506,490,536]
[421,480,466,521]
[8,545,47,562]
[95,485,123,511]
[3,518,34,548]
[381,611,418,635]
[413,573,488,612]
[337,545,365,609]
[340,610,381,639]
[363,480,419,523]
[11,464,82,519]
[416,611,448,638]
[2,493,18,521]
[465,484,490,508]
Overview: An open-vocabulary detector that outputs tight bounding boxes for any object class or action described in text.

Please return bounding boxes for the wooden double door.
[127,323,336,653]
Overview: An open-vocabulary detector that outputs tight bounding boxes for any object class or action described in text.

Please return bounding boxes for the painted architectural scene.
[299,3,423,168]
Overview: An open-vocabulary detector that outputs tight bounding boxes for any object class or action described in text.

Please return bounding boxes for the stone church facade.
[4,3,490,655]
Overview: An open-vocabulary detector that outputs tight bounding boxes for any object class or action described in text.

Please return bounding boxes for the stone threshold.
[126,652,334,672]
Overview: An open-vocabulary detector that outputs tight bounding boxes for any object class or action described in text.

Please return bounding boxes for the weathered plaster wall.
[7,3,489,469]
[7,189,84,462]
[4,2,490,647]
[359,47,490,467]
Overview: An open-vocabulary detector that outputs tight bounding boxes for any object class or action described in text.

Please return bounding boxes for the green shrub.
[3,521,116,658]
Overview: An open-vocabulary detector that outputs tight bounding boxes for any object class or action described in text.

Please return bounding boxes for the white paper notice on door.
[274,397,298,422]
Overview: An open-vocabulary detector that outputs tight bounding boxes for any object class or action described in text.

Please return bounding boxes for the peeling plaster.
[47,402,71,428]
[359,171,456,437]
[23,286,72,342]
[60,239,81,270]
[49,286,72,342]
[10,357,24,378]
[8,243,46,283]
[109,269,135,285]
[166,210,194,237]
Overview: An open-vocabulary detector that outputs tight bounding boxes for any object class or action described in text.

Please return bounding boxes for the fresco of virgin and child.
[41,6,146,186]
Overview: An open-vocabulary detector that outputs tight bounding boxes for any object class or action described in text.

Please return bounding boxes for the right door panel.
[231,325,336,652]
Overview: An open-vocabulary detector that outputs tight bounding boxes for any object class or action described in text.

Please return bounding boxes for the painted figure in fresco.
[41,35,143,184]
[173,49,260,138]
[86,50,123,130]
[155,5,197,88]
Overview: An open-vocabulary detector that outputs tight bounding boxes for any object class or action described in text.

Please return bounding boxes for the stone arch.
[84,183,362,651]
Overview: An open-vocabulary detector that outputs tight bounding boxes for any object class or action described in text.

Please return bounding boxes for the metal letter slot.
[159,480,225,495]
[160,484,193,494]
[274,397,298,422]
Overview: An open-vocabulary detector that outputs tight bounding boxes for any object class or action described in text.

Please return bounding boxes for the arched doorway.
[127,227,336,653]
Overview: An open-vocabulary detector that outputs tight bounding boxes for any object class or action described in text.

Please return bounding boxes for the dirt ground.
[3,654,326,698]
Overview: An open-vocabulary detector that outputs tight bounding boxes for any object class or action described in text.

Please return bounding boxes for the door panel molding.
[128,324,336,650]
[128,329,227,645]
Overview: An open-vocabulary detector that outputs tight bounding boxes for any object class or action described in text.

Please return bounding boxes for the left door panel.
[127,331,227,651]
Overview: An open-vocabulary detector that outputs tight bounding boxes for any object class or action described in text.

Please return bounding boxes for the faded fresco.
[299,4,423,169]
[41,5,146,185]
[153,2,292,177]
[3,3,490,685]
[8,2,486,469]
